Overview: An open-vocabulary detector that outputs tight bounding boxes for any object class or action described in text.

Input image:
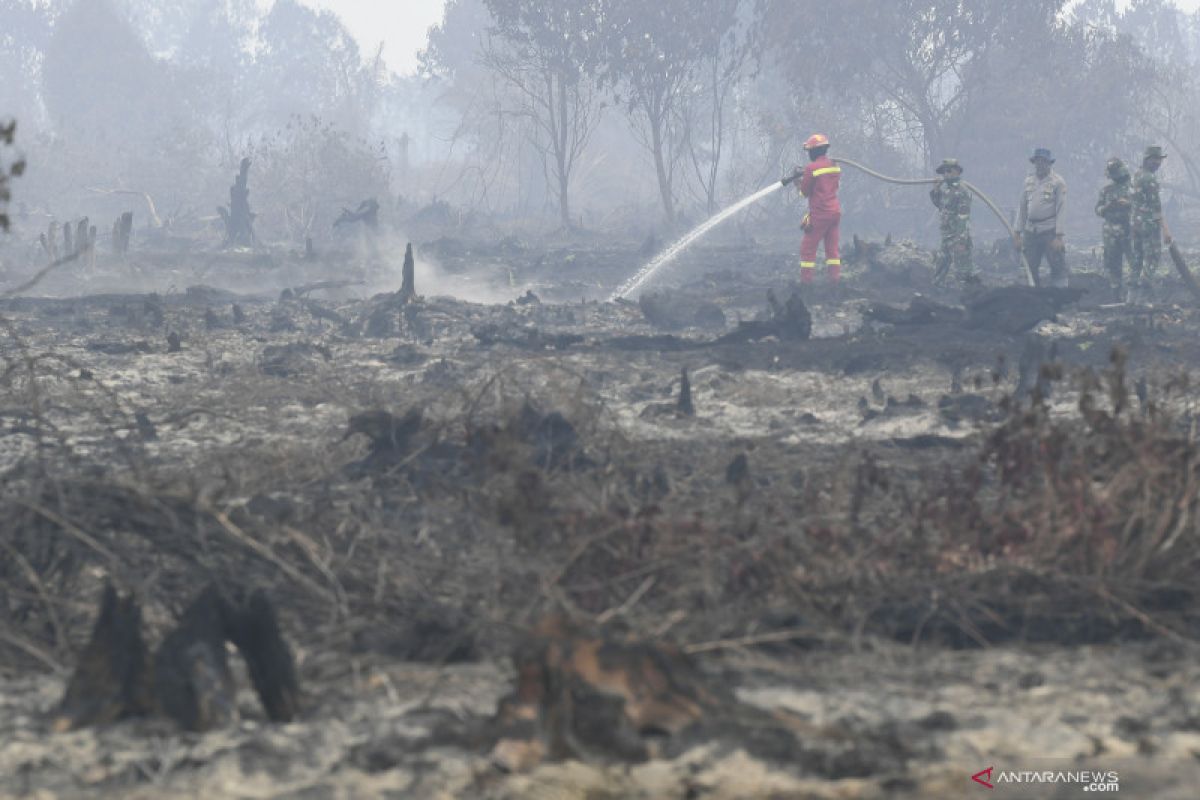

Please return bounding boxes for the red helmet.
[803,133,830,150]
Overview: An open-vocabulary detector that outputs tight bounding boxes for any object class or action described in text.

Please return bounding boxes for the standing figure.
[1015,148,1068,287]
[794,133,842,285]
[1131,145,1172,305]
[1095,157,1134,300]
[929,158,976,285]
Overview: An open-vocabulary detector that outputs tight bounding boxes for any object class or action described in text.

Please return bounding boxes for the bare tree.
[605,0,703,227]
[681,0,754,215]
[480,0,605,229]
[760,0,1067,170]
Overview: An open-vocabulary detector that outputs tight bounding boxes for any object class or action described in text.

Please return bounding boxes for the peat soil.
[2,235,1200,798]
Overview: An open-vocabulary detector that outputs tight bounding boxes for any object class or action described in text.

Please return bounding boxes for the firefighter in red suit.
[793,133,842,284]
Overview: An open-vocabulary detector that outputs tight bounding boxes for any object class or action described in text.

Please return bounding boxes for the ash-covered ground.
[3,233,1200,798]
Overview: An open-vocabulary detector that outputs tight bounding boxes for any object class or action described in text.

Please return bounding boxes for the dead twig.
[16,500,121,566]
[0,537,68,656]
[0,626,63,672]
[1093,585,1197,648]
[596,576,656,624]
[202,503,336,605]
[683,627,825,655]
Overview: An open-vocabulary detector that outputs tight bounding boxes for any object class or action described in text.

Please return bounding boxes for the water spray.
[610,158,1034,300]
[610,181,786,300]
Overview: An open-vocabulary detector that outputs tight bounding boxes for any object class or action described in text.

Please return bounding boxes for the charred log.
[863,295,965,326]
[333,198,380,230]
[714,290,811,344]
[965,286,1083,334]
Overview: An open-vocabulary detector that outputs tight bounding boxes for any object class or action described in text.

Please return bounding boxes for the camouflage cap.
[1144,145,1167,160]
[935,158,963,174]
[1030,147,1055,163]
[1106,157,1130,179]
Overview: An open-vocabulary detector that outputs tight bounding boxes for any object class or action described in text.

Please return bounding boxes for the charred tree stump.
[121,212,133,253]
[112,212,133,255]
[41,221,60,261]
[153,586,236,731]
[52,585,152,731]
[74,218,95,268]
[63,220,73,256]
[55,583,300,733]
[677,367,695,416]
[219,157,255,246]
[399,242,416,301]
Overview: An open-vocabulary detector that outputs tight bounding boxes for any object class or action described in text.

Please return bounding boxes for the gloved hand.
[801,212,813,232]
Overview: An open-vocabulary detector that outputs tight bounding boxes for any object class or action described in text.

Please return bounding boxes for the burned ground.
[3,236,1200,798]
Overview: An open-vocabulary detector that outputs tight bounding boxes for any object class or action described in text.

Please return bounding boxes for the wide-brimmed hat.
[1144,145,1168,160]
[1030,148,1055,163]
[936,158,963,174]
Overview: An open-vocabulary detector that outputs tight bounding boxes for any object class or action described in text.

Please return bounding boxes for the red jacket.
[799,156,842,216]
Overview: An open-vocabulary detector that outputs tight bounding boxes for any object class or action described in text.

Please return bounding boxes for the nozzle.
[781,167,802,187]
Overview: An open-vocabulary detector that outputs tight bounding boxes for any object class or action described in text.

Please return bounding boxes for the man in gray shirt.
[1015,147,1068,287]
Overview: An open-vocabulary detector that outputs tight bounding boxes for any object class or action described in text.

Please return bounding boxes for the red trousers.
[800,212,841,284]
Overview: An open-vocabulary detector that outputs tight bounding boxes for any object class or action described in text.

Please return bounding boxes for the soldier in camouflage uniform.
[1095,157,1133,299]
[929,158,976,285]
[1130,145,1172,305]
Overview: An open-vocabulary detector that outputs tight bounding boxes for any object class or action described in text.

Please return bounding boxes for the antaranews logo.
[971,766,1120,793]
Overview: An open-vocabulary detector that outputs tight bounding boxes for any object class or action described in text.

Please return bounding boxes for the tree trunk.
[705,59,724,216]
[650,109,676,227]
[555,75,572,229]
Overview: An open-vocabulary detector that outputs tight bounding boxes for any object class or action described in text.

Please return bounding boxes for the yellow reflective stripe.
[812,167,842,177]
[799,262,817,269]
[826,259,842,265]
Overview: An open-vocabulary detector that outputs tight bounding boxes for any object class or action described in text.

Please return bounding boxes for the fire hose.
[785,159,1036,287]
